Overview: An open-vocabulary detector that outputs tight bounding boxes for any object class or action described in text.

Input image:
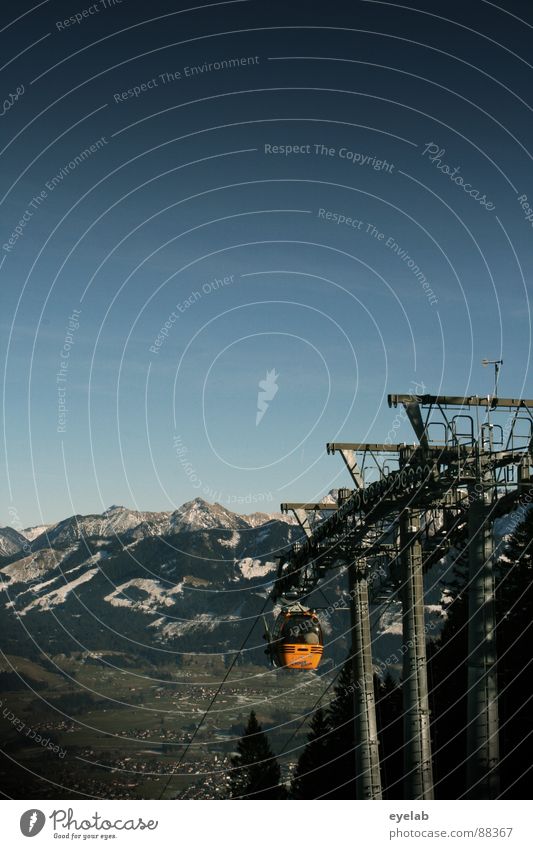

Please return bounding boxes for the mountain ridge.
[0,493,469,669]
[0,498,298,556]
[0,497,305,663]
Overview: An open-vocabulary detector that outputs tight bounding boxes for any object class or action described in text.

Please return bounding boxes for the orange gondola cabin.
[268,607,323,670]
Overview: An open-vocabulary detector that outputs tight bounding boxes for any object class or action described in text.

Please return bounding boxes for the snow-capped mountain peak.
[2,497,302,557]
[169,498,250,532]
[21,524,51,542]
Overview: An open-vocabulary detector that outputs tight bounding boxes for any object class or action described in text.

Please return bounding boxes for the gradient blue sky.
[1,0,532,527]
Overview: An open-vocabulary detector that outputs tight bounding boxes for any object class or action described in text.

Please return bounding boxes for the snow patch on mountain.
[0,547,76,585]
[0,526,29,557]
[104,578,184,612]
[20,568,99,614]
[238,558,277,580]
[219,531,241,548]
[155,612,238,638]
[375,602,403,636]
[425,603,446,618]
[246,511,299,527]
[494,506,532,544]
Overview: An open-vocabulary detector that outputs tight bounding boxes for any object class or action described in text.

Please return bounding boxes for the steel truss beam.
[327,443,407,452]
[388,394,533,411]
[280,503,338,512]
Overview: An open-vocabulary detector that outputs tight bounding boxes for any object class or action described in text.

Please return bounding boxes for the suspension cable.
[158,593,271,799]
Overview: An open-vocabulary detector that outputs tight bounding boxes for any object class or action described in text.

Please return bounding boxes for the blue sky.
[1,0,532,526]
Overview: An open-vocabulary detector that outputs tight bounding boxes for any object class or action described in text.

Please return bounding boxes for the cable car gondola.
[263,606,323,670]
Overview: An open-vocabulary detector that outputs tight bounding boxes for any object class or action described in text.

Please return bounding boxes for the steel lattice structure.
[271,393,533,800]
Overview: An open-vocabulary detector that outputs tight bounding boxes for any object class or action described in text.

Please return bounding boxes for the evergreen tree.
[291,708,334,799]
[290,662,357,799]
[323,661,357,798]
[427,582,469,798]
[375,673,404,799]
[291,662,402,799]
[229,710,286,799]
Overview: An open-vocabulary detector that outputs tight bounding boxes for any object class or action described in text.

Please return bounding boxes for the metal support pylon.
[400,509,435,799]
[275,394,533,800]
[348,560,382,799]
[466,471,500,798]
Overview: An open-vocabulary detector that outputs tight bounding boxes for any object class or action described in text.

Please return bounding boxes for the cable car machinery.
[268,392,533,800]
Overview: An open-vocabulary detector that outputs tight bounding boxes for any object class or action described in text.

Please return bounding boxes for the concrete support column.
[400,509,434,800]
[349,560,382,799]
[466,474,500,798]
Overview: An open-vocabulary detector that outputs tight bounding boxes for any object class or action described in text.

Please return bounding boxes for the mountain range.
[0,496,484,670]
[0,499,307,666]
